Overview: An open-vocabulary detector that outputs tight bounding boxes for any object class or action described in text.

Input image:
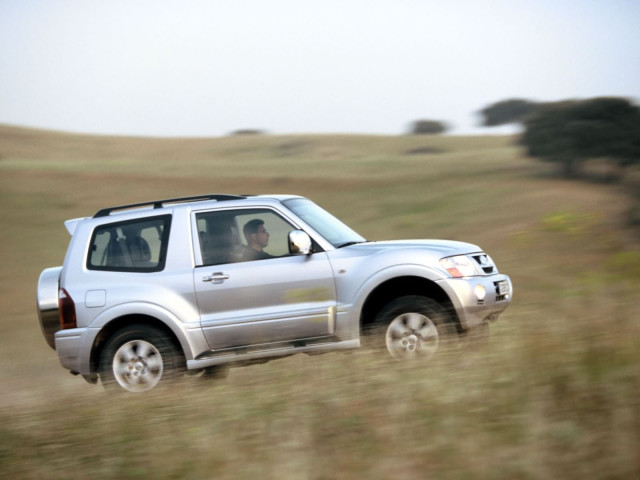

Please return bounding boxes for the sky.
[1,0,639,137]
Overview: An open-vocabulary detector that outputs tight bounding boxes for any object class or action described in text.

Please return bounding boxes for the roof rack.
[93,194,246,218]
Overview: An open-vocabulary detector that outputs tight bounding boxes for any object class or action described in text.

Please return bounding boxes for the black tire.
[99,324,184,393]
[372,295,457,360]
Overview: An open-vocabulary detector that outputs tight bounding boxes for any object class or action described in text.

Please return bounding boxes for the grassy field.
[0,125,638,479]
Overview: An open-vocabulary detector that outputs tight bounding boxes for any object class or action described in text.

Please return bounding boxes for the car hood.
[345,239,481,256]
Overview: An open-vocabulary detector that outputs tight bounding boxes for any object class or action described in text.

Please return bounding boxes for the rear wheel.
[99,324,184,393]
[373,296,456,360]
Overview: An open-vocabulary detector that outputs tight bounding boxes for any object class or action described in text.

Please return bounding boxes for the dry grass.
[0,125,638,479]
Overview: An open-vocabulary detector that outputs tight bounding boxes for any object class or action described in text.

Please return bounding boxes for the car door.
[192,207,338,350]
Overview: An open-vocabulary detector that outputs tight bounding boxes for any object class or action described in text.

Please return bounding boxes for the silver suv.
[37,194,512,393]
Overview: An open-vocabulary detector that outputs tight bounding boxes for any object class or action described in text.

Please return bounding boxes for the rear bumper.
[55,327,95,375]
[437,274,512,330]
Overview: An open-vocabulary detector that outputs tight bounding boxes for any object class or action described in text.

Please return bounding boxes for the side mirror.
[288,230,312,255]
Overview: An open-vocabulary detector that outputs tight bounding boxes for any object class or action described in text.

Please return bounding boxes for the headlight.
[440,255,479,278]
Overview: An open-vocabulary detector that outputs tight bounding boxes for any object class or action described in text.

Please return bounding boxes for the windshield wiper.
[336,241,365,249]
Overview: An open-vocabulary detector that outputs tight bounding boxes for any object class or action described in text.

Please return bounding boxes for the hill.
[1,125,638,479]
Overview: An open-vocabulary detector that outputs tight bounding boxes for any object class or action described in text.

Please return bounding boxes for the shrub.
[229,129,267,136]
[521,97,640,178]
[409,120,448,135]
[480,98,538,126]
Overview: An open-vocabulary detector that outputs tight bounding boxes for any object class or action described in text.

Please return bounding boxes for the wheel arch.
[90,314,185,376]
[360,276,459,333]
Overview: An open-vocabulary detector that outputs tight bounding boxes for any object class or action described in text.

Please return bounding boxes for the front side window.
[87,215,171,272]
[196,209,296,266]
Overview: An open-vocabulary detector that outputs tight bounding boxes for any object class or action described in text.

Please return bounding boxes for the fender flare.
[348,264,451,332]
[81,302,208,370]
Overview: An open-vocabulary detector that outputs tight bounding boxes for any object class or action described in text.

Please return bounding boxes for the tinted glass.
[196,209,295,265]
[283,198,365,247]
[87,215,171,272]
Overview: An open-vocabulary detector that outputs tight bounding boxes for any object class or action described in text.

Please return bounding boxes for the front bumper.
[436,274,512,330]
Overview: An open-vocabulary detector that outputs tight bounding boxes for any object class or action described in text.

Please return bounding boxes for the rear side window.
[87,215,171,272]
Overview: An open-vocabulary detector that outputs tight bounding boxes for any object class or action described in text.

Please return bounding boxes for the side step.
[187,338,360,370]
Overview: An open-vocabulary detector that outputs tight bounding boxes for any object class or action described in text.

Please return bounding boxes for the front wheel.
[99,324,184,393]
[374,296,456,360]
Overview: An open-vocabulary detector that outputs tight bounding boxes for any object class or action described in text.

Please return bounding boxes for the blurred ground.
[0,126,638,479]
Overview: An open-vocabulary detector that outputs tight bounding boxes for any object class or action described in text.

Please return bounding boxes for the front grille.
[471,254,496,275]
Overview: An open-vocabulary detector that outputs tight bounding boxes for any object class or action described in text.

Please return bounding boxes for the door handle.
[202,272,230,283]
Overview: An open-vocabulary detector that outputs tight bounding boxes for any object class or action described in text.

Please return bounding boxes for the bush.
[409,120,448,135]
[521,97,640,178]
[480,98,538,126]
[229,129,267,136]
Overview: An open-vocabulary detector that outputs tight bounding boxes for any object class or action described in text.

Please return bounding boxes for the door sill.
[188,338,359,370]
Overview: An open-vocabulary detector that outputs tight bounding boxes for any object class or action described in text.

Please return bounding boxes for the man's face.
[254,225,269,248]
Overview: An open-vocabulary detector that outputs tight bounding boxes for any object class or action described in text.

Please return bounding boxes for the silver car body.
[38,194,512,384]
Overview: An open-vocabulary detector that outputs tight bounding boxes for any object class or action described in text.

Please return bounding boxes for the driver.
[241,219,274,261]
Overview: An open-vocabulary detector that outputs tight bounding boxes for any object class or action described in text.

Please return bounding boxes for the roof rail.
[93,194,246,218]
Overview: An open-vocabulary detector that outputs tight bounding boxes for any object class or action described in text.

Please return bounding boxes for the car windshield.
[283,198,366,248]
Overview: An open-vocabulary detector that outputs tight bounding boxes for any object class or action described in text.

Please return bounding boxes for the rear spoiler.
[64,218,86,236]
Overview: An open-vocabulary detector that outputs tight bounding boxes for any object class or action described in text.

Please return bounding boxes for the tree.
[229,129,267,136]
[480,99,538,126]
[520,97,640,178]
[410,120,448,135]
